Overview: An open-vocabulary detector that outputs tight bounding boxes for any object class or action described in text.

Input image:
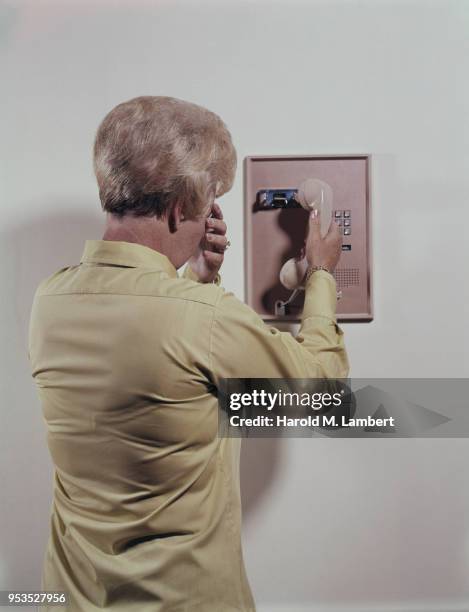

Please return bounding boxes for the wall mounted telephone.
[244,155,373,322]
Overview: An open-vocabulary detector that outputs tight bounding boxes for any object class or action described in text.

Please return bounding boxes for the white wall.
[1,0,468,610]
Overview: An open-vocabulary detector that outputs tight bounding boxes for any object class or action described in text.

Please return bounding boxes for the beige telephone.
[247,154,372,322]
[278,177,333,283]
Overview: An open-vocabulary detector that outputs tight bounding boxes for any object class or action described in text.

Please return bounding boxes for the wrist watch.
[303,265,331,284]
[303,265,343,300]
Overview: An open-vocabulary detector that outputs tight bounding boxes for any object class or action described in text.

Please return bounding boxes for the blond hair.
[93,96,237,219]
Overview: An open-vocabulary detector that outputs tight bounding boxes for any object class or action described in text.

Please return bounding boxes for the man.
[28,96,348,611]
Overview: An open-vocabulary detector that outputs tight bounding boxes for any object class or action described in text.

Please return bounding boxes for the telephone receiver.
[279,178,333,292]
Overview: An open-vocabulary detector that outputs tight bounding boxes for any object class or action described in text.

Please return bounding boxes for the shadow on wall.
[0,203,280,590]
[240,437,282,519]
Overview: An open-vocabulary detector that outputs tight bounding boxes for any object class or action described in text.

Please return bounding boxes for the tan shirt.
[28,240,349,612]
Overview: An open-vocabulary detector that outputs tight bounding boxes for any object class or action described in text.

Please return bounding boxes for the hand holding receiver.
[305,208,342,275]
[279,178,336,291]
[295,178,333,238]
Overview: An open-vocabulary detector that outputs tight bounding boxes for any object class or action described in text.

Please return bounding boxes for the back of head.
[93,96,237,220]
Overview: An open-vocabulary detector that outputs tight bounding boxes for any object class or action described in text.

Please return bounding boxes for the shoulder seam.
[34,291,219,308]
[208,286,226,378]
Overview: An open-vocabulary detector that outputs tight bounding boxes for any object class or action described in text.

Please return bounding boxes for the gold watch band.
[304,265,331,284]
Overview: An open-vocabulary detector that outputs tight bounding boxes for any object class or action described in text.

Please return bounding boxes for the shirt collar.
[80,240,178,278]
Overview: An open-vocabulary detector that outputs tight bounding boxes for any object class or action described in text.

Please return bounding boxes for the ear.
[168,200,185,233]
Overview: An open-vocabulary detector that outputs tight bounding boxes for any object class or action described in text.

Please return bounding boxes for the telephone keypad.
[334,210,352,235]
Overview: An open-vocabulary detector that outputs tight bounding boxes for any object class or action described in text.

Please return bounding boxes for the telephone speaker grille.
[334,268,360,288]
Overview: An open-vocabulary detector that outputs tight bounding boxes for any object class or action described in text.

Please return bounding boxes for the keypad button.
[344,219,350,226]
[343,210,351,218]
[335,219,343,226]
[344,228,351,235]
[334,210,342,217]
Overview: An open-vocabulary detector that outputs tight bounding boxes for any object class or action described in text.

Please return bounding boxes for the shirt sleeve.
[181,264,221,286]
[209,270,349,384]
